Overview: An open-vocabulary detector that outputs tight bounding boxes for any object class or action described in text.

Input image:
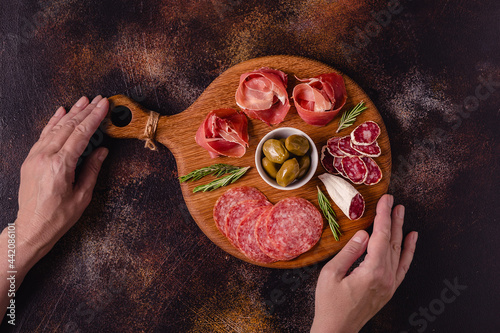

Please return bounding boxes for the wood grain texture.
[103,55,391,268]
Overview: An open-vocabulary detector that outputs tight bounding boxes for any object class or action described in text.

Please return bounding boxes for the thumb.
[324,230,369,281]
[75,147,108,202]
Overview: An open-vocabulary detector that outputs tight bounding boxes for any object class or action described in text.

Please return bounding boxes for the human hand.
[14,96,109,269]
[311,194,418,333]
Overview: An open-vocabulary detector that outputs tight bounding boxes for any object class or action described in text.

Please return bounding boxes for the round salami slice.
[236,206,277,263]
[351,121,380,146]
[341,156,368,184]
[255,208,294,260]
[326,137,345,157]
[349,193,365,220]
[321,145,339,175]
[351,140,381,157]
[361,157,383,185]
[213,187,267,236]
[266,198,323,260]
[338,136,362,157]
[333,157,347,178]
[225,199,271,247]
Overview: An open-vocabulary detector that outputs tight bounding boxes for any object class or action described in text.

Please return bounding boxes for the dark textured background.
[1,0,499,332]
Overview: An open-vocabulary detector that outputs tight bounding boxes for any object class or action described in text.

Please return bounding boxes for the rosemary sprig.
[336,101,367,133]
[179,164,242,182]
[193,166,250,193]
[317,186,341,241]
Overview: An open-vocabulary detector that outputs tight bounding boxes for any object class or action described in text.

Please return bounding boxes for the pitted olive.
[263,139,289,164]
[262,157,280,179]
[285,135,309,156]
[276,158,299,187]
[297,155,311,179]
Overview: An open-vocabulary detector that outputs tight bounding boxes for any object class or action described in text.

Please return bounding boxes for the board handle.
[102,94,162,150]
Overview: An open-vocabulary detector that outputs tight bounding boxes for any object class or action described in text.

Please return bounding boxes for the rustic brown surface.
[104,55,392,268]
[0,0,499,332]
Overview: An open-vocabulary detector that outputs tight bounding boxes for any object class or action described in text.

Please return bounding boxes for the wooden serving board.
[102,55,391,269]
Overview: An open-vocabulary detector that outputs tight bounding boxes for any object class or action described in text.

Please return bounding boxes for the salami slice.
[333,157,347,178]
[213,187,267,236]
[236,206,276,263]
[255,208,294,260]
[326,137,345,157]
[225,199,271,247]
[266,198,323,260]
[351,121,380,146]
[338,136,362,157]
[321,145,339,175]
[351,140,381,157]
[361,157,383,185]
[341,156,368,184]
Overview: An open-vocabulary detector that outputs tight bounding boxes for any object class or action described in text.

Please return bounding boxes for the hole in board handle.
[111,105,132,127]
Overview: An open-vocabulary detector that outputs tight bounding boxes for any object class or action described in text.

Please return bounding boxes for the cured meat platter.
[102,55,391,268]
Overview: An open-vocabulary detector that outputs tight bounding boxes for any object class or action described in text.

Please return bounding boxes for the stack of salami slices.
[321,121,383,186]
[213,187,323,263]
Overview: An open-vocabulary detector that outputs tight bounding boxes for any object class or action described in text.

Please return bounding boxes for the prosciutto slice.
[195,108,249,158]
[292,73,347,126]
[235,67,290,125]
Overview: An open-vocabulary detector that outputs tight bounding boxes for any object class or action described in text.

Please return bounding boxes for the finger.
[395,231,418,287]
[45,96,103,153]
[59,98,109,166]
[39,106,66,140]
[75,147,108,205]
[323,230,369,281]
[42,96,92,141]
[365,194,394,264]
[390,205,405,270]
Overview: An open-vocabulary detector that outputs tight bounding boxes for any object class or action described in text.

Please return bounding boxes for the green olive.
[285,135,310,156]
[279,138,287,146]
[297,154,311,179]
[262,157,280,179]
[276,158,300,187]
[263,139,290,164]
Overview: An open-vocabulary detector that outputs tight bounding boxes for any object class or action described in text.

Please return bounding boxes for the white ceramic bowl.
[255,127,318,190]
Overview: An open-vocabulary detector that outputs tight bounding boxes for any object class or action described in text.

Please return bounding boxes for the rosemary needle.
[317,186,341,241]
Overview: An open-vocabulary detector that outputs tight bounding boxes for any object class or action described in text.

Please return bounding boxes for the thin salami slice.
[341,156,368,184]
[338,136,362,157]
[351,140,381,157]
[349,193,365,220]
[361,157,383,185]
[255,208,294,260]
[333,157,347,178]
[351,121,380,146]
[236,206,277,263]
[213,187,267,236]
[266,198,323,260]
[326,137,345,157]
[321,146,339,175]
[225,199,271,247]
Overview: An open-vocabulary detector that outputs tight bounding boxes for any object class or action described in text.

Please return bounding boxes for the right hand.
[311,195,418,333]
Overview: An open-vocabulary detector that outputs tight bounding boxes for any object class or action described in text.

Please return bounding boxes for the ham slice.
[292,73,347,126]
[235,67,290,125]
[195,108,249,158]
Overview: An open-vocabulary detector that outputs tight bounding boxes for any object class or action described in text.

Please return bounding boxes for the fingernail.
[352,231,365,243]
[96,97,108,108]
[98,148,109,162]
[54,106,65,117]
[91,95,103,104]
[387,194,394,208]
[75,96,87,107]
[397,205,405,218]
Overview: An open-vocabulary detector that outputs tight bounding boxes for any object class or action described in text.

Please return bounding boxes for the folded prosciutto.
[195,108,249,158]
[235,67,290,125]
[292,73,347,126]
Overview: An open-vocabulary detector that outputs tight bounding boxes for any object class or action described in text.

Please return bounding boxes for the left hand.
[15,95,109,267]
